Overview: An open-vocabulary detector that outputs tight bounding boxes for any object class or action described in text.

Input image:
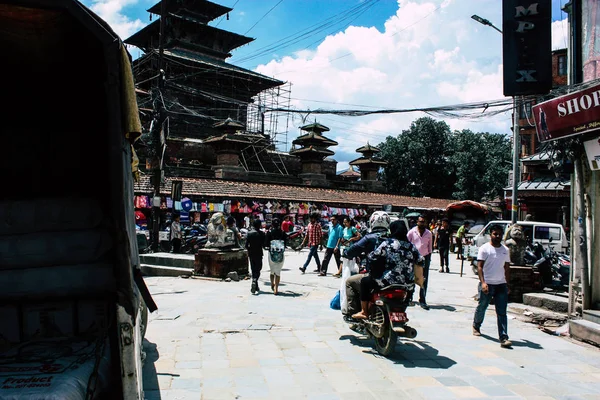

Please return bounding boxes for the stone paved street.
[142,250,600,400]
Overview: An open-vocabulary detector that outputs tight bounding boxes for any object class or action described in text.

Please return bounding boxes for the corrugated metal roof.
[505,178,570,191]
[521,152,551,162]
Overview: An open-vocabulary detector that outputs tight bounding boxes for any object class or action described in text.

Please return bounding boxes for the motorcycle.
[532,241,570,290]
[181,223,208,254]
[287,226,305,250]
[345,284,417,356]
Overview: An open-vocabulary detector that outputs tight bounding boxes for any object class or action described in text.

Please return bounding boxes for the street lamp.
[471,14,519,224]
[470,15,503,34]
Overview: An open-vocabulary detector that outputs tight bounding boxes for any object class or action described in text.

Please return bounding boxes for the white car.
[466,220,569,261]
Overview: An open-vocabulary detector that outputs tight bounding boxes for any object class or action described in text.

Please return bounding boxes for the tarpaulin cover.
[445,200,491,213]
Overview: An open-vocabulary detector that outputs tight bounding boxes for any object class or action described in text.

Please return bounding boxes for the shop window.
[558,55,567,76]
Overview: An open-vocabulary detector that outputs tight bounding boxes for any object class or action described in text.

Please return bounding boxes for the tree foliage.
[377,117,511,201]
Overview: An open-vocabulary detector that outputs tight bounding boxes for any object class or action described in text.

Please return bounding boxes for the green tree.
[378,118,511,201]
[378,117,453,198]
[449,129,511,201]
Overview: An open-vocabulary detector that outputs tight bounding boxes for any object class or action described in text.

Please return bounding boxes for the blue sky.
[82,0,570,171]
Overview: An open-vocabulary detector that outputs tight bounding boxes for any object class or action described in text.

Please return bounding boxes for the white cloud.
[85,0,146,40]
[254,1,570,171]
[552,18,569,51]
[255,0,512,170]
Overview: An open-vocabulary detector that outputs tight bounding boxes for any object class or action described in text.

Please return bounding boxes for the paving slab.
[143,249,600,399]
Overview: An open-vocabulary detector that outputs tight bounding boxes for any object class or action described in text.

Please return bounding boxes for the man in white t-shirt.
[472,224,512,348]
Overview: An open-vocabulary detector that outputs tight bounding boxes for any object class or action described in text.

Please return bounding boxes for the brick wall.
[361,169,378,181]
[302,162,322,174]
[216,152,240,166]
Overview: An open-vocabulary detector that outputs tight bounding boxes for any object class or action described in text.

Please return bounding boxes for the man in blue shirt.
[320,215,343,276]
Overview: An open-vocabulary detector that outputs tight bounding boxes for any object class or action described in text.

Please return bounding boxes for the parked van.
[467,220,569,260]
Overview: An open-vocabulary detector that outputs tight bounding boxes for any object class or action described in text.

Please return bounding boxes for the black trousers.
[439,247,450,268]
[321,247,341,273]
[249,255,263,282]
[419,254,431,304]
[171,238,181,253]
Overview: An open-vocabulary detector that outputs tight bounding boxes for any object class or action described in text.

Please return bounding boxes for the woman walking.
[334,217,361,277]
[265,218,287,295]
[336,217,361,314]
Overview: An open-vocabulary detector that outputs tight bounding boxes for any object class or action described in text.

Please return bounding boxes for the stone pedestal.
[509,265,543,303]
[194,248,248,278]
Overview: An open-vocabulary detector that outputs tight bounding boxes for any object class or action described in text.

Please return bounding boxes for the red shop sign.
[533,82,600,143]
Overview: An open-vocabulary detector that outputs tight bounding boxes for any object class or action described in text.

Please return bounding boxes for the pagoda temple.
[125,0,284,172]
[290,122,338,184]
[349,143,387,190]
[203,118,266,180]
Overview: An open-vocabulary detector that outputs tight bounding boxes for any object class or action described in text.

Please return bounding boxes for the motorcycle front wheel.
[373,309,397,356]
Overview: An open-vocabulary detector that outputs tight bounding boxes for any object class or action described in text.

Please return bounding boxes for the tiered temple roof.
[147,0,231,23]
[349,143,387,167]
[290,122,338,159]
[126,0,283,145]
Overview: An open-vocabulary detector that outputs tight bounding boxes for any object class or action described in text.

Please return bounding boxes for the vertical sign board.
[502,1,552,96]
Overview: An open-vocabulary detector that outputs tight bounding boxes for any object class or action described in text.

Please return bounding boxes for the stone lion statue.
[206,212,228,248]
[504,224,527,266]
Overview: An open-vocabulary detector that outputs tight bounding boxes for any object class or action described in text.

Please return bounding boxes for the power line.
[214,0,240,28]
[232,0,377,64]
[267,98,514,118]
[267,3,441,75]
[244,0,284,35]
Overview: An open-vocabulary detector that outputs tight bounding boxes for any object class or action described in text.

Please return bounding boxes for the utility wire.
[270,3,441,74]
[215,0,240,28]
[266,98,514,118]
[232,0,377,64]
[244,0,284,35]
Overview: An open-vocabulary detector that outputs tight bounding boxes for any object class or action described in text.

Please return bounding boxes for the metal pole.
[575,157,591,309]
[471,16,515,220]
[511,96,520,223]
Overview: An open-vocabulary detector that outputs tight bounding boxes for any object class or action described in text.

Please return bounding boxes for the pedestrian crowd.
[172,209,513,348]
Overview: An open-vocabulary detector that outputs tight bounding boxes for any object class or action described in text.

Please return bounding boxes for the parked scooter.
[532,240,570,290]
[287,226,306,250]
[344,284,416,356]
[181,223,208,254]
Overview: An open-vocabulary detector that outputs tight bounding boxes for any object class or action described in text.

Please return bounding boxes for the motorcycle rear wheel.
[373,310,397,356]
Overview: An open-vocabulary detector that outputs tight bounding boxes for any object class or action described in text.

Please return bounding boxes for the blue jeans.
[473,282,509,341]
[303,245,321,270]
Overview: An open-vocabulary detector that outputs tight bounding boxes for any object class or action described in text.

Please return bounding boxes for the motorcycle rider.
[342,211,391,322]
[352,220,423,320]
